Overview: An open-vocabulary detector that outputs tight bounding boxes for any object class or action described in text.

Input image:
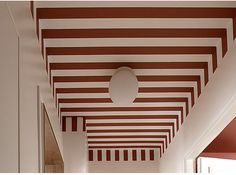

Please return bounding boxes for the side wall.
[88,160,159,173]
[0,2,19,172]
[63,118,88,173]
[5,2,63,172]
[157,40,236,172]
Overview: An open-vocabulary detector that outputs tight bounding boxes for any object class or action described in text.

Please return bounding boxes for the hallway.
[1,1,236,173]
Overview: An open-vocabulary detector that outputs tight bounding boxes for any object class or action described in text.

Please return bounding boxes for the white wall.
[0,2,19,172]
[63,118,88,173]
[2,2,64,172]
[157,41,236,172]
[89,160,159,173]
[198,157,236,173]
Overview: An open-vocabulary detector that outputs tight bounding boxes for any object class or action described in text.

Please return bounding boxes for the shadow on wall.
[44,107,64,173]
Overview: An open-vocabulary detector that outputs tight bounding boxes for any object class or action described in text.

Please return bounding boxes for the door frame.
[37,85,44,172]
[183,93,236,172]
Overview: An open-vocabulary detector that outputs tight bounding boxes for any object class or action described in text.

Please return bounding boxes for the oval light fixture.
[109,67,138,106]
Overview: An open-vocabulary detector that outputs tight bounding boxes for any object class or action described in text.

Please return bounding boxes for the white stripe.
[139,82,197,103]
[57,93,109,98]
[51,69,205,89]
[93,149,97,161]
[86,133,170,144]
[54,81,197,104]
[40,19,231,29]
[51,69,204,76]
[43,37,221,68]
[87,138,166,142]
[39,18,232,51]
[87,140,166,149]
[48,54,212,62]
[88,143,163,146]
[86,119,178,132]
[54,81,196,88]
[44,38,219,47]
[65,116,72,132]
[86,132,169,136]
[62,111,182,127]
[86,126,172,130]
[57,92,191,98]
[48,54,213,77]
[87,139,167,145]
[86,126,173,140]
[55,85,195,107]
[58,102,185,108]
[138,92,191,99]
[60,103,186,116]
[86,126,174,138]
[43,37,220,62]
[54,82,109,88]
[34,1,236,8]
[61,111,180,116]
[86,119,176,123]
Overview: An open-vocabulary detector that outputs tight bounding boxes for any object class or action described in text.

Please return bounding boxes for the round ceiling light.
[109,67,139,106]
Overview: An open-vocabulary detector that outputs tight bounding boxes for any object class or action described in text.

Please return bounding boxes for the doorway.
[196,117,236,173]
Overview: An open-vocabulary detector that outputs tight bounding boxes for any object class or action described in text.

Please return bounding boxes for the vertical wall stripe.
[141,150,145,161]
[71,116,77,131]
[62,117,66,131]
[150,150,154,161]
[132,150,137,161]
[83,117,86,131]
[97,150,102,161]
[30,1,34,18]
[123,150,128,161]
[115,150,119,161]
[89,150,93,161]
[106,150,111,161]
[159,148,162,158]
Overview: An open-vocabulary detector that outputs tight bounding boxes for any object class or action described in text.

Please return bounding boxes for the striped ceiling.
[32,1,236,162]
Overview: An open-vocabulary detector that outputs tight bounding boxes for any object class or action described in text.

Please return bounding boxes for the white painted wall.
[198,157,236,173]
[88,147,160,173]
[157,40,236,172]
[63,118,88,173]
[89,161,159,173]
[1,2,64,172]
[0,2,19,172]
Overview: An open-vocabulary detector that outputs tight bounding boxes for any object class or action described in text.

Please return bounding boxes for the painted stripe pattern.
[32,1,236,161]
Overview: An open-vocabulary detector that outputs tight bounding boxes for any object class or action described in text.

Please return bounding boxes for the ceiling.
[199,117,236,160]
[203,117,236,153]
[32,1,236,162]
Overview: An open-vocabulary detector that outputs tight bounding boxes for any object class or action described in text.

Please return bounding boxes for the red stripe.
[115,150,119,161]
[83,117,86,131]
[30,1,34,18]
[72,116,77,131]
[106,150,111,161]
[124,150,128,161]
[89,150,93,161]
[97,150,102,161]
[62,117,66,132]
[150,150,154,161]
[132,150,137,161]
[141,150,146,161]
